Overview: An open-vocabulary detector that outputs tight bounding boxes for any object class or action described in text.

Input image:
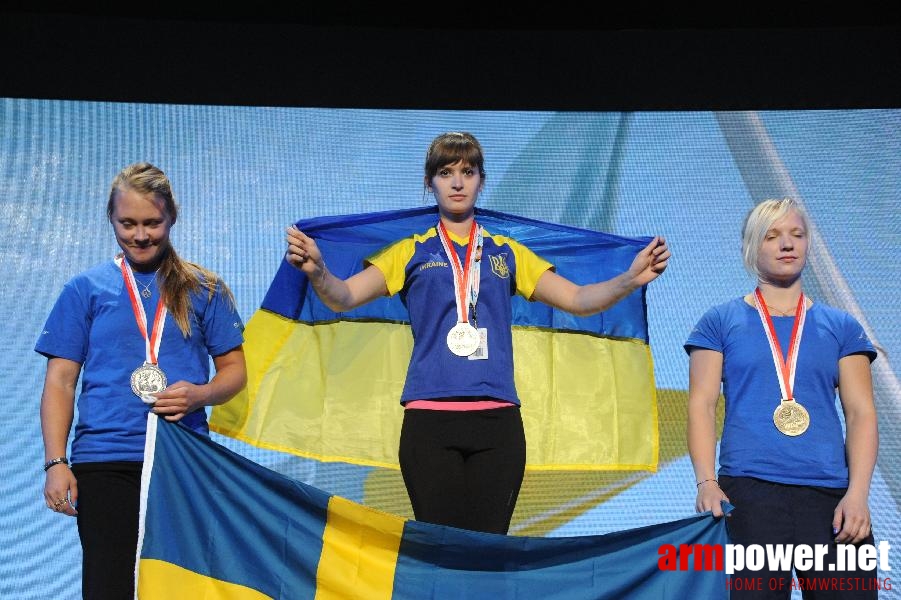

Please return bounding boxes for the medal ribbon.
[119,257,167,365]
[437,221,482,324]
[753,288,807,401]
[469,226,483,320]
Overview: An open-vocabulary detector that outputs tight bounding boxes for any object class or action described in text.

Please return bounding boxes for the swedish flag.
[137,415,728,598]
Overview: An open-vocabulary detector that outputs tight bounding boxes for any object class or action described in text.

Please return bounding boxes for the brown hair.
[424,132,486,181]
[108,162,236,337]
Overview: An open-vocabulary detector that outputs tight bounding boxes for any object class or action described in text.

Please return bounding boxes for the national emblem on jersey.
[489,252,510,279]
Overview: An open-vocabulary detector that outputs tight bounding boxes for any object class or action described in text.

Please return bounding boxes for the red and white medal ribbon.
[437,221,482,325]
[119,257,167,365]
[753,288,806,402]
[469,230,482,313]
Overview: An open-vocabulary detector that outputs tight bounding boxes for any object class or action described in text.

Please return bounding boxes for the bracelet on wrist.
[696,478,719,488]
[43,457,69,472]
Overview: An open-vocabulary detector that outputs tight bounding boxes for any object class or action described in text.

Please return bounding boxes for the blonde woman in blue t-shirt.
[37,163,247,598]
[686,198,878,598]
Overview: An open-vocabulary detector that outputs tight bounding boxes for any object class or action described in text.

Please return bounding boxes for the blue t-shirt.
[367,226,552,404]
[35,259,245,463]
[684,297,876,487]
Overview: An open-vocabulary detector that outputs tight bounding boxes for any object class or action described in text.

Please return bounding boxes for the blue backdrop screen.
[1,100,898,598]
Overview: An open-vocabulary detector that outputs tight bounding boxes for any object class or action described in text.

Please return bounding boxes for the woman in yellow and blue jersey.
[285,132,670,534]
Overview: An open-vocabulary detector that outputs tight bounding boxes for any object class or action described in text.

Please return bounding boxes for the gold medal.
[131,362,167,403]
[754,289,810,438]
[447,322,481,356]
[773,399,810,436]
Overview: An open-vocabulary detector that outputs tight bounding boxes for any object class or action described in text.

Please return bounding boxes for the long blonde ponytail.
[108,162,236,337]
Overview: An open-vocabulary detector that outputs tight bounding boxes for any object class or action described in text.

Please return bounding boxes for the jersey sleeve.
[506,238,553,300]
[839,312,878,362]
[684,305,724,355]
[197,280,245,357]
[365,237,417,297]
[34,278,91,363]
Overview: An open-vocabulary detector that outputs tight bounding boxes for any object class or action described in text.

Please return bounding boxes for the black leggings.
[720,475,879,600]
[398,406,526,534]
[72,462,143,600]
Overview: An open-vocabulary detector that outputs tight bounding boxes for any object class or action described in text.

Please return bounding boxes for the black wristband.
[43,457,69,472]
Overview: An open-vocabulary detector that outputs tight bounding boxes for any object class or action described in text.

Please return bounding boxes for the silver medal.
[131,362,167,403]
[447,322,481,357]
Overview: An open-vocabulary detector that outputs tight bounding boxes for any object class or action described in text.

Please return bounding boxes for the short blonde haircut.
[741,198,811,279]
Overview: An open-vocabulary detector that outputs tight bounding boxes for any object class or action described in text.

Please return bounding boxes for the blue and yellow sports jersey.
[367,225,553,404]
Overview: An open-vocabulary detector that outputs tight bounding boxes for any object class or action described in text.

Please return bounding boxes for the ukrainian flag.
[210,207,657,471]
[137,415,727,599]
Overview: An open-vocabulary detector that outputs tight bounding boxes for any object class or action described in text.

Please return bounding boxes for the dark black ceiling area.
[1,7,898,110]
[1,5,895,31]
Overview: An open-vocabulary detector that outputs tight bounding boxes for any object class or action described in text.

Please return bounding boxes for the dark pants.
[720,475,879,600]
[399,406,526,534]
[72,462,143,600]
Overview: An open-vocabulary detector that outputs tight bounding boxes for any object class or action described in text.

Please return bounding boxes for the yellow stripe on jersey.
[482,230,553,300]
[365,230,436,296]
[365,226,553,300]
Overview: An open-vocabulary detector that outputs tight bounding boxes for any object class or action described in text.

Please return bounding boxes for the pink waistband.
[404,399,516,411]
